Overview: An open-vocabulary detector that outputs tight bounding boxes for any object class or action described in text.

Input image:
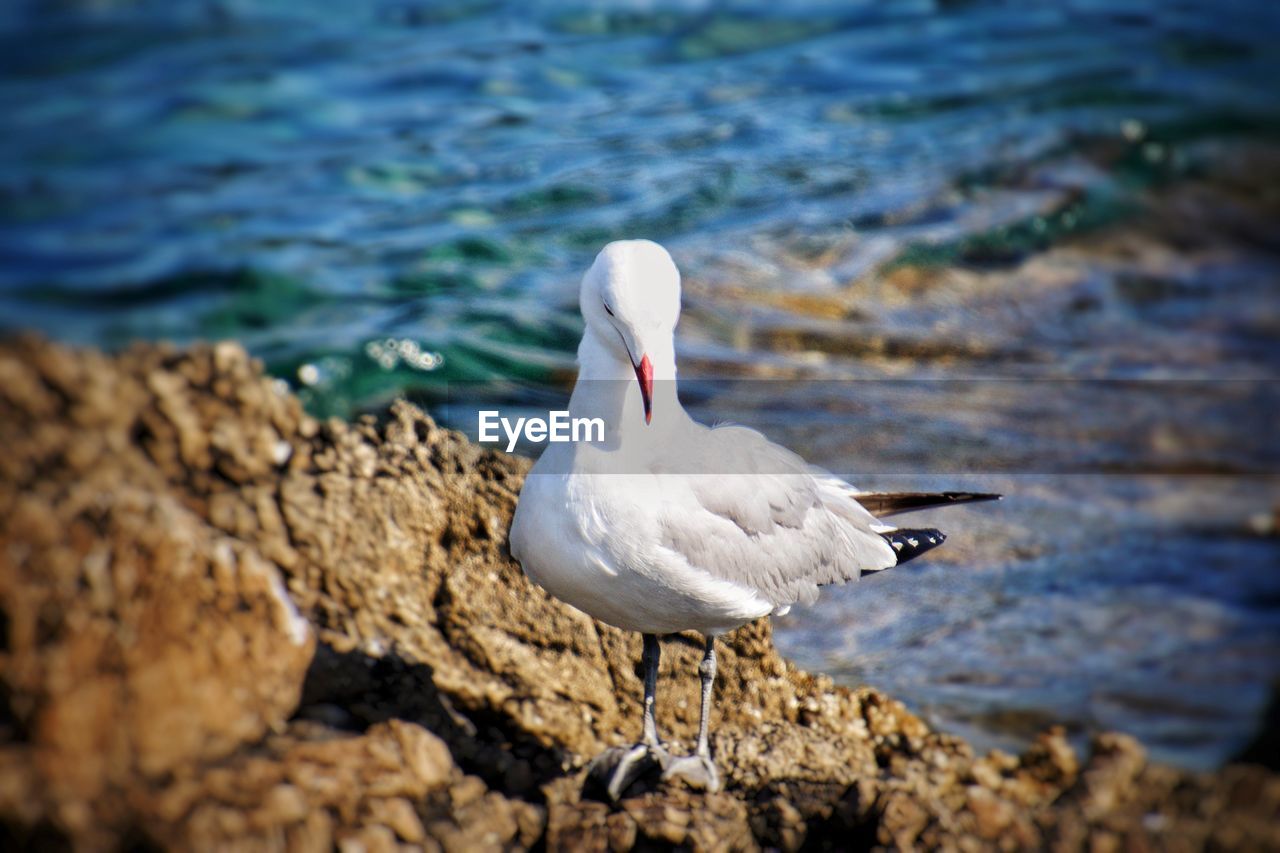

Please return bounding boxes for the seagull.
[509,240,998,799]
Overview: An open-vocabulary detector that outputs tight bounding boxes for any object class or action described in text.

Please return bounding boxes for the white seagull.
[509,240,998,799]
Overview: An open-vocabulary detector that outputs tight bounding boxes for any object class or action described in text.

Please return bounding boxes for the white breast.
[510,460,773,636]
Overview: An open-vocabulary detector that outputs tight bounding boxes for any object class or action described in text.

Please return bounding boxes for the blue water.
[2,1,1278,768]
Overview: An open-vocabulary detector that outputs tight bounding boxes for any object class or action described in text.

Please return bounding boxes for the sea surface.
[3,0,1279,769]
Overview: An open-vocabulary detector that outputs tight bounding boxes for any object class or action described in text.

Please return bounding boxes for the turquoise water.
[2,1,1278,768]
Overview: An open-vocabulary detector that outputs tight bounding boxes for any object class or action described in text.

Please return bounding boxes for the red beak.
[634,354,653,425]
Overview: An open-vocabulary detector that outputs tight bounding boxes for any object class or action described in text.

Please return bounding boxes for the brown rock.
[0,337,315,848]
[966,786,1014,839]
[1074,732,1147,821]
[0,336,1277,851]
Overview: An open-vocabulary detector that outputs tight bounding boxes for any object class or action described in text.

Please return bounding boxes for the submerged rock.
[0,335,1276,850]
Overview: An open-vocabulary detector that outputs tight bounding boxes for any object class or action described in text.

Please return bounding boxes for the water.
[2,1,1278,769]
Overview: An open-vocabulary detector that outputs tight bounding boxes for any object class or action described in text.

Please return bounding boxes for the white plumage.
[508,239,993,799]
[510,240,900,637]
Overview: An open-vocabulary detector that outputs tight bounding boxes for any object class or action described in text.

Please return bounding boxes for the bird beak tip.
[635,353,654,425]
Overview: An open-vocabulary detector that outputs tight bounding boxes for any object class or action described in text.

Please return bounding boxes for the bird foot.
[662,752,720,793]
[585,742,670,801]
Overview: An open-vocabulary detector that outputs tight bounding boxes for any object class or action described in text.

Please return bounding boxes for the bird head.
[580,240,681,425]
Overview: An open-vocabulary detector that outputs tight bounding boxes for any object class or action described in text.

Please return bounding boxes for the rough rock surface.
[1,336,1277,851]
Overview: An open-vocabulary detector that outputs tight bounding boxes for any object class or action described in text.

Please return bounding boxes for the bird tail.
[846,490,999,573]
[857,491,1001,519]
[877,528,946,567]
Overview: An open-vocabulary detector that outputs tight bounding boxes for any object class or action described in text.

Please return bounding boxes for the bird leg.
[640,631,662,749]
[661,635,721,792]
[586,633,670,800]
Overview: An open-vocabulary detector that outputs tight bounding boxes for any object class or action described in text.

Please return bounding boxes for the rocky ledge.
[0,336,1276,851]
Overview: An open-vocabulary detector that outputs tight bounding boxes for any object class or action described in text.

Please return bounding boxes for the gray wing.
[652,425,897,608]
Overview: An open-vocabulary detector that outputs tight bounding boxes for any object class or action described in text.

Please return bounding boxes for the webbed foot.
[585,742,670,801]
[661,752,721,793]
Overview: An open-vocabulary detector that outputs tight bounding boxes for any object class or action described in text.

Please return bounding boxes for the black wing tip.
[880,527,947,565]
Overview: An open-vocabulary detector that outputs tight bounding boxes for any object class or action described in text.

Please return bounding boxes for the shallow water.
[2,1,1279,768]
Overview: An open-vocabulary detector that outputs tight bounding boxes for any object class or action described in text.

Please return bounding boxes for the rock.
[0,335,1277,850]
[0,338,315,849]
[965,786,1014,839]
[1073,733,1147,821]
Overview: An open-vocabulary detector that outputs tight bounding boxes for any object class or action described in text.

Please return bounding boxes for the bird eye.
[603,302,615,317]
